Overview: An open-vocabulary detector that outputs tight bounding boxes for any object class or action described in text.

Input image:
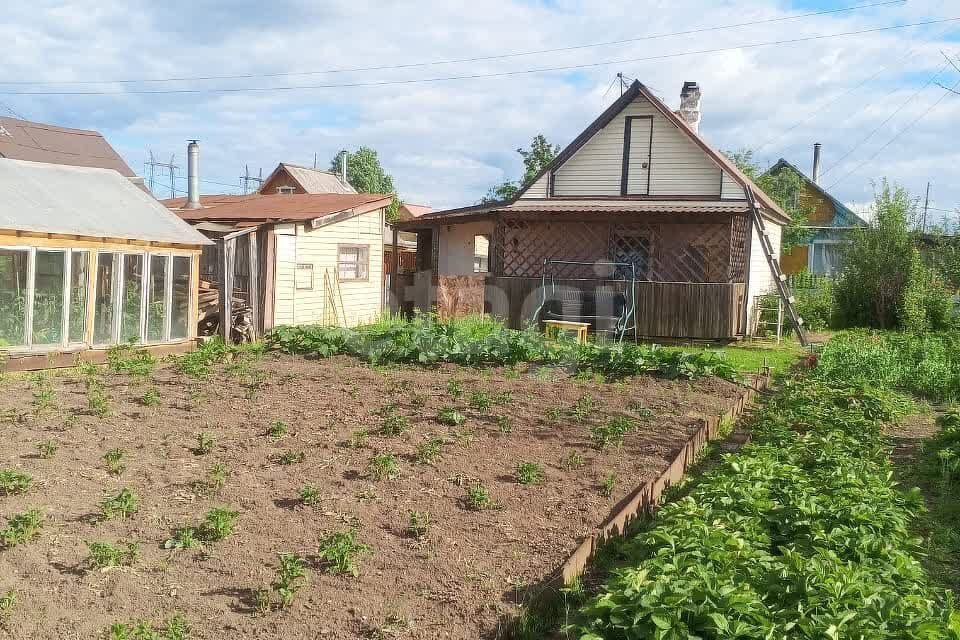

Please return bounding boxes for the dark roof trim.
[765,158,867,226]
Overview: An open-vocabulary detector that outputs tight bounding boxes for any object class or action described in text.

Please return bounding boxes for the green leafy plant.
[106,342,157,378]
[515,461,545,485]
[569,395,596,422]
[267,420,289,438]
[198,507,239,542]
[163,527,199,551]
[545,406,564,421]
[106,614,190,640]
[32,386,57,414]
[368,453,400,480]
[0,470,32,496]
[496,415,513,434]
[468,391,491,411]
[103,448,126,476]
[141,387,161,407]
[598,473,617,497]
[203,464,229,493]
[415,437,445,464]
[275,451,305,465]
[0,510,43,548]
[87,380,112,417]
[0,590,15,622]
[406,511,431,539]
[193,432,214,455]
[562,451,585,470]
[317,529,370,576]
[465,483,494,511]
[100,488,139,519]
[590,417,637,450]
[381,414,411,436]
[272,553,308,609]
[446,379,464,399]
[87,541,139,569]
[348,429,369,449]
[35,440,58,459]
[299,485,321,506]
[437,408,466,426]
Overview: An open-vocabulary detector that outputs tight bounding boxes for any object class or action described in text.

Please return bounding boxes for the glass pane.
[171,256,191,340]
[0,249,28,347]
[120,255,144,343]
[32,250,66,345]
[69,251,89,343]
[147,255,168,342]
[93,253,116,344]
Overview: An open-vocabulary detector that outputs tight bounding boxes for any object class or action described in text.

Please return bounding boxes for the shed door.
[622,116,652,195]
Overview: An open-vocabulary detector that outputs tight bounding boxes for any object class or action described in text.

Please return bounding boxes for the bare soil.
[0,353,743,639]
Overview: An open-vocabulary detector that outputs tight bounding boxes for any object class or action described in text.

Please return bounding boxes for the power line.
[4,16,958,97]
[754,29,950,155]
[0,1,906,87]
[825,79,960,190]
[818,61,951,178]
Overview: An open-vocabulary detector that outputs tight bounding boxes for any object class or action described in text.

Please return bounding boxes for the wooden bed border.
[559,373,770,584]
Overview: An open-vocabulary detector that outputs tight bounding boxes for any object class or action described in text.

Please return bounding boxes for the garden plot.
[0,351,742,639]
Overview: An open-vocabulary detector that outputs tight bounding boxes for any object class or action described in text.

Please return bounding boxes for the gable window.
[295,263,314,290]
[338,245,369,281]
[277,186,296,194]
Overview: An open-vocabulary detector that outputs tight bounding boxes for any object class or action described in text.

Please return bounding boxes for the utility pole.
[922,181,931,233]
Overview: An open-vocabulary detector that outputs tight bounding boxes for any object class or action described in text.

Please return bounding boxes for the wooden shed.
[394,81,791,340]
[0,158,211,370]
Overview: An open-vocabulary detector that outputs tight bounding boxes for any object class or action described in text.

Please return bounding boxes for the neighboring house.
[0,115,149,192]
[395,80,790,340]
[386,204,432,275]
[258,162,356,195]
[164,190,392,332]
[767,152,866,276]
[0,158,210,371]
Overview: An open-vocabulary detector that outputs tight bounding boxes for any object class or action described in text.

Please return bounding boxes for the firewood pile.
[197,280,254,341]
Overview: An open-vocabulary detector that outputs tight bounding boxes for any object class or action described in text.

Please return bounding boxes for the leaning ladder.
[745,185,809,347]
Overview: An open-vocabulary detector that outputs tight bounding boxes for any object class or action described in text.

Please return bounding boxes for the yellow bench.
[543,320,590,344]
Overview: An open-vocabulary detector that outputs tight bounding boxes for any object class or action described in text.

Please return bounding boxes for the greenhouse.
[0,158,210,364]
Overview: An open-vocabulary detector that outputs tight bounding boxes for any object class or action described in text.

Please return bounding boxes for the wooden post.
[262,226,276,331]
[219,238,235,343]
[740,213,753,337]
[390,226,400,314]
[247,232,260,338]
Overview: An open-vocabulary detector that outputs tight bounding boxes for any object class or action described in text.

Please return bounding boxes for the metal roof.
[260,163,357,195]
[166,192,393,223]
[0,116,137,177]
[0,158,211,245]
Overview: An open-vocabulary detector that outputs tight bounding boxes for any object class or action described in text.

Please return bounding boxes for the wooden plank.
[262,226,276,331]
[248,232,260,338]
[219,239,235,343]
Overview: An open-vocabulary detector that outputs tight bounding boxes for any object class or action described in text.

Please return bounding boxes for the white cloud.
[1,0,958,213]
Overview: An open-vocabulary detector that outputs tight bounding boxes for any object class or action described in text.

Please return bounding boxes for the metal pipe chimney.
[812,142,822,185]
[185,140,201,209]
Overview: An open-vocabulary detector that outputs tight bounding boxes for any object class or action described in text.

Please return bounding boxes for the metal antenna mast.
[144,152,178,198]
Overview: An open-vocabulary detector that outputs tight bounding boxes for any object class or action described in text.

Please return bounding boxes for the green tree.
[482,134,559,203]
[726,149,813,252]
[832,179,936,329]
[331,146,402,221]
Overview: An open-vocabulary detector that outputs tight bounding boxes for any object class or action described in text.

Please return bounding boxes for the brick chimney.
[679,82,702,133]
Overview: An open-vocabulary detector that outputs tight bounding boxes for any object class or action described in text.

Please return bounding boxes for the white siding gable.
[746,221,781,332]
[550,94,724,198]
[721,172,746,200]
[519,173,549,199]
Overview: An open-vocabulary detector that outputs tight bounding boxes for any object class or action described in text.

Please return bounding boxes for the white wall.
[746,220,782,332]
[438,220,495,276]
[520,173,549,199]
[550,95,723,198]
[720,171,746,200]
[273,208,385,328]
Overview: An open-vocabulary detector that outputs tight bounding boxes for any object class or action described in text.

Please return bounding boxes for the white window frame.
[168,254,194,342]
[0,246,93,352]
[337,244,370,282]
[807,239,844,277]
[295,263,314,290]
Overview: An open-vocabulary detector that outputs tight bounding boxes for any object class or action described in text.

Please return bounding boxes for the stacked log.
[197,279,253,339]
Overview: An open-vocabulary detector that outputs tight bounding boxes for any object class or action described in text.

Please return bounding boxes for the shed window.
[69,251,89,344]
[32,250,66,345]
[147,255,168,342]
[295,264,314,290]
[338,245,369,281]
[170,256,192,341]
[0,248,28,347]
[94,253,118,344]
[120,255,145,343]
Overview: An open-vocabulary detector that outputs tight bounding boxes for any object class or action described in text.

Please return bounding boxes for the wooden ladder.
[746,185,809,347]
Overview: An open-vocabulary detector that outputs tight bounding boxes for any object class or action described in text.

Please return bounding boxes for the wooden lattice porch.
[394,212,751,340]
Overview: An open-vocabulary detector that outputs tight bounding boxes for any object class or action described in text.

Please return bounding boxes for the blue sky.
[1,0,958,220]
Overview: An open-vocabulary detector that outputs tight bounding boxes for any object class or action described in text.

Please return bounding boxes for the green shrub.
[0,470,32,496]
[515,461,545,485]
[368,453,400,480]
[87,541,139,569]
[0,509,43,548]
[100,489,139,519]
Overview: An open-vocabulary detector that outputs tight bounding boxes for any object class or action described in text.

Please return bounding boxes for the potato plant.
[0,470,32,496]
[100,489,139,519]
[317,529,370,576]
[1,510,43,548]
[86,541,139,569]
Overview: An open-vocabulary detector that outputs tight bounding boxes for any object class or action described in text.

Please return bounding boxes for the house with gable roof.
[395,80,791,340]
